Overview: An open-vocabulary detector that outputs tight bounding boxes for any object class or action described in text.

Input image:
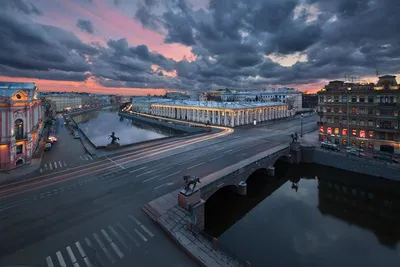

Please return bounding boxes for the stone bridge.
[178,142,301,230]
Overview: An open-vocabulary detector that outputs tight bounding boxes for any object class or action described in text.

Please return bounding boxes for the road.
[0,115,317,267]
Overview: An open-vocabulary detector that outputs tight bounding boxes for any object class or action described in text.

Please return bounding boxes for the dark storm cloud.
[1,0,43,15]
[2,0,400,91]
[76,19,94,34]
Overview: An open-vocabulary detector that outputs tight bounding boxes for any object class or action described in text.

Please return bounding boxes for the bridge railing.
[190,223,249,267]
[201,145,290,194]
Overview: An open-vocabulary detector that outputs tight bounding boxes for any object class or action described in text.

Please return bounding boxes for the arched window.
[14,119,24,140]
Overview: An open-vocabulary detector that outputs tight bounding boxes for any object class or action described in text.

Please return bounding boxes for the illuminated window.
[342,139,348,145]
[327,127,332,134]
[360,130,366,138]
[352,129,357,136]
[319,126,324,133]
[342,128,347,136]
[368,131,374,138]
[334,128,339,134]
[369,142,374,148]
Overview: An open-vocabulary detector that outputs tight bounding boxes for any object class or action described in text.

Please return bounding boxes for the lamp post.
[300,113,304,137]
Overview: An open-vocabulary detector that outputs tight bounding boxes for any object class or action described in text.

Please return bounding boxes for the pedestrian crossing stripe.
[40,156,93,172]
[44,216,155,267]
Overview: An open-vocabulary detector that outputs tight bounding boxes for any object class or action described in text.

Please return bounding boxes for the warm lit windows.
[369,142,374,148]
[360,130,366,138]
[352,129,357,136]
[368,131,374,138]
[342,128,347,136]
[327,127,332,135]
[334,128,339,134]
[319,126,324,133]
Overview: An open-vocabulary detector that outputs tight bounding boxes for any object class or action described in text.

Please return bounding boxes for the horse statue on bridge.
[290,132,299,143]
[108,132,120,144]
[183,175,201,192]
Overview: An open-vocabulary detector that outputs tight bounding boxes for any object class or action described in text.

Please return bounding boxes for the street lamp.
[300,113,304,137]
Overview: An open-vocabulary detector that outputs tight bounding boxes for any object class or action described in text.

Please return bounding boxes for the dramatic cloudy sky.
[1,0,399,95]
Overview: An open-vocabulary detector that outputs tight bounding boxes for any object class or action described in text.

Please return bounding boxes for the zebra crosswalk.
[44,215,155,267]
[40,155,94,173]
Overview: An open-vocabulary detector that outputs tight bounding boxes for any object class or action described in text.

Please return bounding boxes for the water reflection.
[207,162,400,267]
[74,108,175,146]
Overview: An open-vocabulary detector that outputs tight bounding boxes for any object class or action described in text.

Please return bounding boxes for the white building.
[131,97,172,113]
[220,88,303,111]
[151,100,292,127]
[40,93,84,112]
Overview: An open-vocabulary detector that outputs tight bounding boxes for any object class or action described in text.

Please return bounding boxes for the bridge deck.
[198,143,290,193]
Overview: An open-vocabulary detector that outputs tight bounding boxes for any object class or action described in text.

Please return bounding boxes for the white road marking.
[101,229,124,259]
[49,163,53,170]
[73,263,80,267]
[136,170,155,177]
[116,222,140,247]
[224,149,234,153]
[54,161,58,169]
[215,146,226,151]
[142,175,161,183]
[85,156,89,160]
[129,166,147,173]
[59,161,63,167]
[63,161,67,167]
[44,163,48,169]
[56,251,67,267]
[88,155,93,160]
[134,228,148,242]
[187,162,205,170]
[107,157,125,169]
[209,155,223,161]
[178,159,196,165]
[128,215,155,237]
[75,241,86,258]
[158,171,181,180]
[45,256,54,267]
[80,156,84,160]
[40,168,43,173]
[93,233,115,264]
[66,246,77,264]
[154,182,175,190]
[108,225,130,251]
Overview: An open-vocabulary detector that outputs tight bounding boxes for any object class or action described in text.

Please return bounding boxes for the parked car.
[73,132,80,139]
[321,142,340,151]
[48,136,58,143]
[44,142,52,151]
[346,148,365,157]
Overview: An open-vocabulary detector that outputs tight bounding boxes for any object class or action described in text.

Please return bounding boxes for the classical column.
[211,110,215,124]
[224,112,228,126]
[236,111,240,126]
[257,109,261,122]
[202,110,205,123]
[231,112,235,127]
[218,111,221,125]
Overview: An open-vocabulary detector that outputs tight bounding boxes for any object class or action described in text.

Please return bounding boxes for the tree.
[286,96,296,110]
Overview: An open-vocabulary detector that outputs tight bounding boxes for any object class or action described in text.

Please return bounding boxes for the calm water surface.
[74,108,173,146]
[206,163,400,267]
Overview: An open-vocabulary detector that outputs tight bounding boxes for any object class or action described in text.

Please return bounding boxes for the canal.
[205,161,400,267]
[72,107,176,146]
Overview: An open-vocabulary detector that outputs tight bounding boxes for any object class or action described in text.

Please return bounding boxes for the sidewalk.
[0,128,48,182]
[143,190,243,267]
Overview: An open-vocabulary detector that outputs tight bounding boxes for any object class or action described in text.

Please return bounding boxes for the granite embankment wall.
[301,146,400,182]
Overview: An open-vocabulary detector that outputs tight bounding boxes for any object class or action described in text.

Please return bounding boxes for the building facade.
[40,93,84,112]
[0,82,44,170]
[150,100,291,127]
[302,94,318,109]
[317,76,400,152]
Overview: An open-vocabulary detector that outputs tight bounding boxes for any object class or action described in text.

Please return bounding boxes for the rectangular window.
[327,127,332,135]
[369,131,374,138]
[360,120,365,126]
[16,144,23,154]
[352,129,357,136]
[342,95,347,102]
[351,96,357,102]
[342,128,347,136]
[319,126,324,133]
[360,130,366,138]
[369,142,374,148]
[359,96,365,102]
[319,96,324,103]
[368,120,374,127]
[368,96,374,103]
[334,96,339,103]
[342,119,347,125]
[342,139,348,145]
[351,119,357,125]
[334,108,339,113]
[334,128,339,134]
[351,108,357,114]
[341,107,347,113]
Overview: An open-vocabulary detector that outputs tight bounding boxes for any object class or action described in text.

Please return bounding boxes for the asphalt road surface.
[0,115,317,267]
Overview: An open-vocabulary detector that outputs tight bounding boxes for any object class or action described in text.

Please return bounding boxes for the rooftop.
[153,100,286,109]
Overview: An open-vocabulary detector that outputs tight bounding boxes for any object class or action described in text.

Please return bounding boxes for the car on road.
[321,142,340,151]
[44,142,52,151]
[48,136,58,143]
[346,148,365,157]
[73,131,80,139]
[373,152,398,163]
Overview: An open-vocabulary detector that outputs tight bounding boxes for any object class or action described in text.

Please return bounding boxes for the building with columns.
[0,82,44,170]
[150,101,291,127]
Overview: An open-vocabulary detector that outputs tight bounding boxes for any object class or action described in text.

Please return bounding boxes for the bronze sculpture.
[108,132,120,144]
[183,175,201,192]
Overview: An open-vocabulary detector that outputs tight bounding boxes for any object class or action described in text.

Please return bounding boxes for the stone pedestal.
[267,166,275,176]
[290,141,302,164]
[106,143,121,150]
[237,181,247,196]
[178,189,201,210]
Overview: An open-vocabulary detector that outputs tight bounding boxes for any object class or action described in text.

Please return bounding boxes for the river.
[205,161,400,267]
[72,107,175,146]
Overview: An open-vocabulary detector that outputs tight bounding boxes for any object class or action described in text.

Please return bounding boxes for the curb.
[156,217,208,267]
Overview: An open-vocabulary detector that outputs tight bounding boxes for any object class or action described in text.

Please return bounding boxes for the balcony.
[378,103,398,107]
[15,134,28,141]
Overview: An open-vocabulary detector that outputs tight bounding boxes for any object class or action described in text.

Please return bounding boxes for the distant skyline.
[0,0,399,95]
